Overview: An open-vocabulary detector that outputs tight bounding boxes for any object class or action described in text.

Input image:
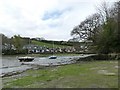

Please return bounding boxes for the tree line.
[71,1,120,54]
[1,34,75,55]
[1,34,30,54]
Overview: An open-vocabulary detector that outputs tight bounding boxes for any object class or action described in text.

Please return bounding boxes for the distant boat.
[49,55,57,59]
[49,41,57,59]
[17,38,34,62]
[18,56,34,62]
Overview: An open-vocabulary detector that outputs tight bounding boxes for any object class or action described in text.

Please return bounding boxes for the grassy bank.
[3,60,118,88]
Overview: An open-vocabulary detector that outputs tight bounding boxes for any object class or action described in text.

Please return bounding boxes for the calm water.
[1,55,93,76]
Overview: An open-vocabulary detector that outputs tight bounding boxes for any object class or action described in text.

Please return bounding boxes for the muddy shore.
[1,54,96,77]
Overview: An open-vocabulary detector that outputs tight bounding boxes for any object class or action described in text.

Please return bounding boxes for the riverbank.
[3,60,118,88]
[1,54,94,77]
[2,53,82,57]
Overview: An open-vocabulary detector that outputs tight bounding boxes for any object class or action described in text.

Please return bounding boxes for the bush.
[2,50,16,55]
[2,49,28,55]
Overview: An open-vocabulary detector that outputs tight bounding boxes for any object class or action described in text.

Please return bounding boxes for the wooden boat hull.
[18,57,34,62]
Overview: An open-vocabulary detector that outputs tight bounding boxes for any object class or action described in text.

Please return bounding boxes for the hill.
[31,40,72,48]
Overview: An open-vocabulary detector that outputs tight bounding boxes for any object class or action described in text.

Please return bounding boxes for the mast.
[52,41,54,55]
[49,40,57,59]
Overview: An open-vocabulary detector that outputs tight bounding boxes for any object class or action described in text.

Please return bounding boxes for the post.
[0,34,2,89]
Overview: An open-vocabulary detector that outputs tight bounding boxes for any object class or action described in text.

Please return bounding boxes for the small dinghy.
[49,55,57,59]
[18,56,34,62]
[49,41,57,59]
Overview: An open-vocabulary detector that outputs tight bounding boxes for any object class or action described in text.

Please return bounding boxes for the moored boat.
[18,56,34,62]
[17,38,34,62]
[49,55,57,59]
[49,41,57,59]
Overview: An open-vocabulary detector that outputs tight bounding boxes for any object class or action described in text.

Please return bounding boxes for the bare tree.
[71,13,101,43]
[97,2,111,23]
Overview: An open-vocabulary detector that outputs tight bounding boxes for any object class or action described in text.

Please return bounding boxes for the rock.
[104,73,116,76]
[98,70,108,74]
[115,66,119,69]
[98,70,116,76]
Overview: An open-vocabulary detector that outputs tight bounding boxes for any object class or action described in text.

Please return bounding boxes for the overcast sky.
[0,0,117,41]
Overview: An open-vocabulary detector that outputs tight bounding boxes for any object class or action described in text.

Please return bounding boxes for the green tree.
[96,2,119,53]
[1,34,11,45]
[12,35,23,53]
[71,1,120,54]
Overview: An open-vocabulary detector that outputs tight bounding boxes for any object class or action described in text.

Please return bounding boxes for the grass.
[3,60,118,88]
[31,40,69,48]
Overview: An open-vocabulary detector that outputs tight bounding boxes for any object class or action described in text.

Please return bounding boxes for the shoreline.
[2,54,118,78]
[2,53,82,57]
[1,55,80,78]
[1,60,76,78]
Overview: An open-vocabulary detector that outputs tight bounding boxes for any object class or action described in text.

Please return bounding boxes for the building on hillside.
[23,44,43,53]
[78,40,93,53]
[2,43,16,50]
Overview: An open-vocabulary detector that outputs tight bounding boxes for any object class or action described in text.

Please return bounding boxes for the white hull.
[49,56,57,59]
